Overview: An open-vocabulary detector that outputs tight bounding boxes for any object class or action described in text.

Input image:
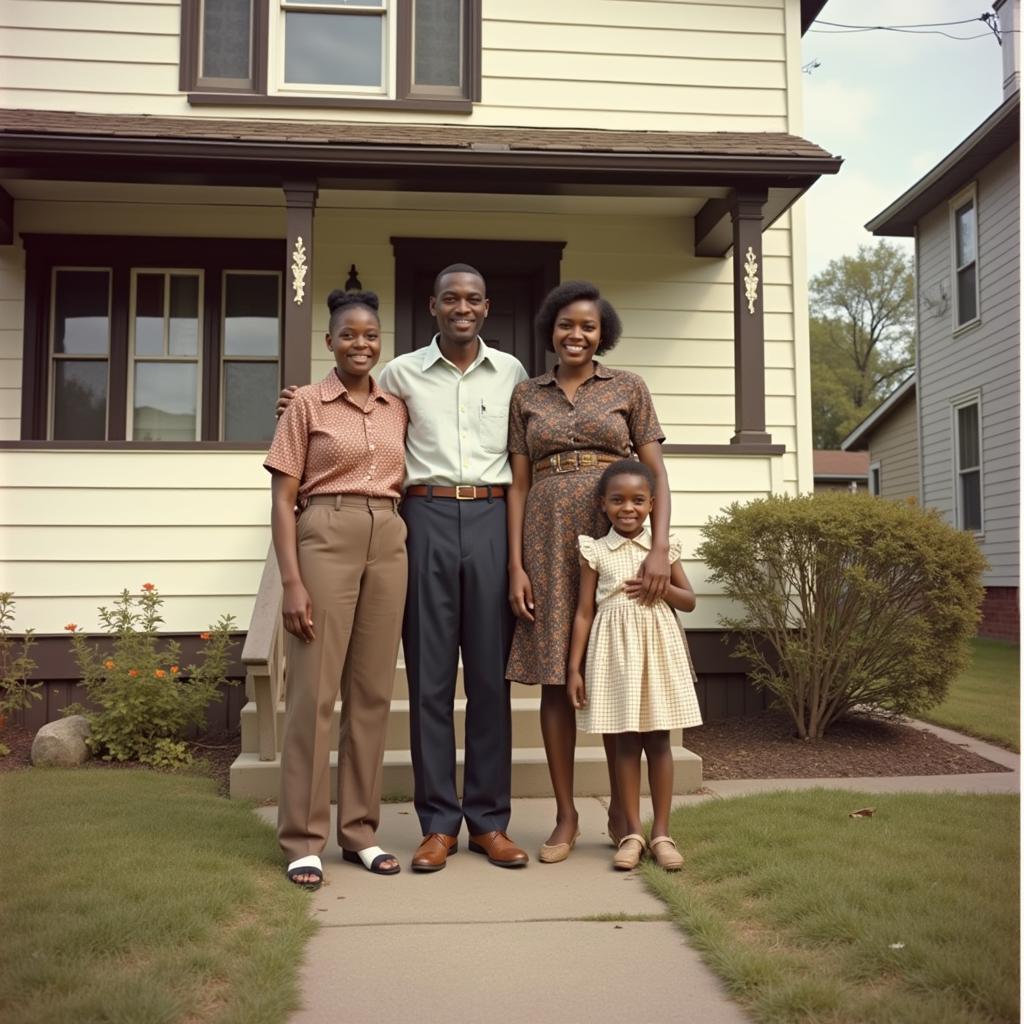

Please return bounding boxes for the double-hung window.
[951,186,979,330]
[24,236,284,445]
[953,396,983,533]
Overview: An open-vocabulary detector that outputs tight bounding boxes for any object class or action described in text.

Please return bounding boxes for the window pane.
[54,270,110,355]
[284,12,383,86]
[957,404,980,470]
[955,201,975,268]
[223,361,278,442]
[134,273,165,356]
[52,361,108,440]
[224,274,280,356]
[957,265,977,325]
[202,0,252,80]
[169,275,200,356]
[414,0,462,87]
[961,469,982,531]
[133,362,198,441]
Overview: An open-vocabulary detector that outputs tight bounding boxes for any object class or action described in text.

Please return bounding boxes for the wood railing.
[241,545,285,761]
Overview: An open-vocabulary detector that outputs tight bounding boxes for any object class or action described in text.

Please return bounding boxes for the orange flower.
[142,582,156,592]
[170,665,179,674]
[104,659,115,670]
[128,669,138,678]
[64,623,78,632]
[199,632,210,641]
[154,669,166,678]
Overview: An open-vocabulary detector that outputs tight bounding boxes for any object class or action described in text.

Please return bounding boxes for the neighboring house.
[812,449,868,493]
[840,375,919,501]
[865,0,1019,642]
[0,0,841,793]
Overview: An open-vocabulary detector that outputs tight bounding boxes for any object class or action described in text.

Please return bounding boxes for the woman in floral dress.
[505,281,673,862]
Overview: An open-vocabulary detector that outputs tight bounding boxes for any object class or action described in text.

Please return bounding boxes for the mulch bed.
[0,712,1010,794]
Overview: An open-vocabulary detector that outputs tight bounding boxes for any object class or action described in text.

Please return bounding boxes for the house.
[812,449,869,493]
[865,0,1019,642]
[840,374,919,501]
[0,0,841,795]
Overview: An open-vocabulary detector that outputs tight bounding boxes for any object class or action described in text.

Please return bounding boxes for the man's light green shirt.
[377,336,528,488]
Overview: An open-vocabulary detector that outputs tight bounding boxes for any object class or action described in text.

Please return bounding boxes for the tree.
[809,241,915,448]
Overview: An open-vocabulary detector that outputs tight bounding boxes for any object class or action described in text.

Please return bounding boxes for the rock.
[31,715,92,767]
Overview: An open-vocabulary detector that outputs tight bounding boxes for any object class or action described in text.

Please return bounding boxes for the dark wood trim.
[729,190,772,446]
[253,0,269,95]
[181,0,266,94]
[0,184,12,245]
[107,266,130,441]
[693,196,731,258]
[201,268,224,440]
[467,0,483,103]
[0,440,269,451]
[188,93,473,113]
[396,1,413,101]
[662,443,786,456]
[20,246,47,440]
[179,0,200,93]
[282,183,318,390]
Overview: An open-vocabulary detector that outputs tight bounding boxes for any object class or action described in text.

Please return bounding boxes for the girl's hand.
[567,671,587,709]
[637,547,671,605]
[508,566,535,622]
[282,581,315,642]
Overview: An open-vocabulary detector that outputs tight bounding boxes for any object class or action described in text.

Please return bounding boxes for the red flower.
[128,669,138,678]
[64,623,78,632]
[199,632,211,641]
[142,583,156,592]
[154,669,166,678]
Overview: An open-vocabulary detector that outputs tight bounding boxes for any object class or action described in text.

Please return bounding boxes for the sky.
[801,0,1007,277]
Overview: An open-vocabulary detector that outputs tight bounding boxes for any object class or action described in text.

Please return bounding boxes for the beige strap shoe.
[649,835,684,871]
[612,833,646,870]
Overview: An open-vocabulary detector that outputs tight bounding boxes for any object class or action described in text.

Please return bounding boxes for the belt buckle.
[454,485,477,500]
[579,452,597,468]
[553,452,579,474]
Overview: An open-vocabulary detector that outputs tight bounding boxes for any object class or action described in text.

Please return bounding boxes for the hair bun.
[327,289,379,313]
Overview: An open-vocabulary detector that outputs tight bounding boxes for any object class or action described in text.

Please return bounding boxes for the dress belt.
[533,451,620,478]
[404,485,506,501]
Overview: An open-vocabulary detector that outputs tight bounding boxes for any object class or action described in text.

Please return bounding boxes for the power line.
[810,12,1008,43]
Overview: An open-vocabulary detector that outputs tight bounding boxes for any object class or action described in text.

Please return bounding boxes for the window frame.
[949,183,980,334]
[181,0,481,111]
[20,235,285,448]
[951,391,984,535]
[869,461,881,496]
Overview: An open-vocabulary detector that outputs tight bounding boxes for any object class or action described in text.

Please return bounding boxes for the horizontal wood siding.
[0,0,794,131]
[0,246,24,441]
[917,144,1019,586]
[869,395,919,502]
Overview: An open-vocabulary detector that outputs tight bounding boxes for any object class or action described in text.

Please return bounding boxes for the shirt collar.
[318,369,390,405]
[604,525,652,550]
[421,334,496,373]
[537,361,615,387]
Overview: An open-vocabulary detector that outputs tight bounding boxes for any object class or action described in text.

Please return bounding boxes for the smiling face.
[601,472,653,538]
[552,299,601,368]
[326,305,380,382]
[429,271,489,348]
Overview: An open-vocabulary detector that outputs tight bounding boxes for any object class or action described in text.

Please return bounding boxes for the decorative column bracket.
[282,181,318,390]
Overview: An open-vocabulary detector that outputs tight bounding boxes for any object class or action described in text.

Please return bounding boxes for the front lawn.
[644,789,1019,1024]
[0,770,315,1024]
[918,638,1020,751]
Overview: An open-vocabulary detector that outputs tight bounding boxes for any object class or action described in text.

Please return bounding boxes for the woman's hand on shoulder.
[508,566,535,622]
[282,581,315,642]
[276,385,299,420]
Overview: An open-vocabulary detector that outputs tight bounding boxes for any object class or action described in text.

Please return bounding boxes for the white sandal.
[612,833,646,871]
[286,854,324,890]
[649,835,684,871]
[342,845,401,875]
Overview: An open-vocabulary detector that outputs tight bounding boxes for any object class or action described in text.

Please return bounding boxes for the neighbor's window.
[869,462,881,496]
[952,188,979,329]
[954,399,983,532]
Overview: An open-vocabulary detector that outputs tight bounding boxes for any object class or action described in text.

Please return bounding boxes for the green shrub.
[0,592,43,756]
[696,492,986,739]
[63,583,237,767]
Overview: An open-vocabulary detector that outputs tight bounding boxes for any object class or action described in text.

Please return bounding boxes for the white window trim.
[271,1,395,98]
[127,269,205,443]
[951,389,984,536]
[949,183,980,335]
[869,460,881,496]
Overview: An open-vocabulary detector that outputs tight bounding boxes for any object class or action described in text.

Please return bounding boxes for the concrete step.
[240,696,607,754]
[230,745,703,801]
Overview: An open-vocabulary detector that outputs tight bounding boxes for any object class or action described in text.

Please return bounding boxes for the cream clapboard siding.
[0,245,24,440]
[2,188,801,632]
[916,144,1020,587]
[0,0,794,131]
[869,395,919,502]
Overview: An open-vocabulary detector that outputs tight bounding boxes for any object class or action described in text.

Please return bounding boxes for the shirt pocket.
[478,402,510,454]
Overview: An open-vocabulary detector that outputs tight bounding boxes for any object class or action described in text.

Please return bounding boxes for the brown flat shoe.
[468,830,529,868]
[612,833,646,871]
[649,836,684,871]
[539,830,581,864]
[411,833,458,873]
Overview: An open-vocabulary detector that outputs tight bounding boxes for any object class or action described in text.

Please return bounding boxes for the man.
[281,264,529,871]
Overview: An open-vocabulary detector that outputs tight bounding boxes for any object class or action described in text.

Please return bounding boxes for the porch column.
[730,190,772,446]
[282,181,318,388]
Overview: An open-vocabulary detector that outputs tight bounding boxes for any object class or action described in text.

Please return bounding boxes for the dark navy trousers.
[400,493,513,837]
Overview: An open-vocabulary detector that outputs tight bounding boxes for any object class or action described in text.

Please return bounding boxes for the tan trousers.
[278,494,407,860]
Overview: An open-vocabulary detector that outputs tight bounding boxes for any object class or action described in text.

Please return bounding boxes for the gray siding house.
[866,0,1019,641]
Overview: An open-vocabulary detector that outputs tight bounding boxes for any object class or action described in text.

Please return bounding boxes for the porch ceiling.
[0,108,841,255]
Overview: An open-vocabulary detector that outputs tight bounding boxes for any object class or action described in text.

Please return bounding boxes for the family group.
[264,265,703,891]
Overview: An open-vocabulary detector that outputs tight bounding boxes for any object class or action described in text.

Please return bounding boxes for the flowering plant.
[64,584,237,768]
[0,592,43,756]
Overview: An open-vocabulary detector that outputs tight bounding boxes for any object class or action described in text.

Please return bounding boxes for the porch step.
[229,744,703,801]
[239,696,608,753]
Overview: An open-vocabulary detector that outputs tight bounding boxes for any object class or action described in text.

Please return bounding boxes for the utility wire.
[810,13,1009,42]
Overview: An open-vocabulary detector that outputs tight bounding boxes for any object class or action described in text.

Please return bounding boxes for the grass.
[918,638,1020,751]
[0,769,316,1024]
[643,789,1019,1024]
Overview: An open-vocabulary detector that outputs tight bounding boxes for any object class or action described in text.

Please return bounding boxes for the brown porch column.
[282,181,318,388]
[730,190,772,446]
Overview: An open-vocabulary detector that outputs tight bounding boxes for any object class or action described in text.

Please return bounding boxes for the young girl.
[566,459,702,871]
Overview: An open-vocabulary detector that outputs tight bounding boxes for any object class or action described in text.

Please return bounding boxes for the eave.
[841,375,917,451]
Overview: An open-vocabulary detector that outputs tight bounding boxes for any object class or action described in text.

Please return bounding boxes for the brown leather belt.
[404,485,505,500]
[533,451,619,479]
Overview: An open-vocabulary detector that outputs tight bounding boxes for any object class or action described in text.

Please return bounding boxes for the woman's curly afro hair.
[534,280,622,356]
[326,288,380,331]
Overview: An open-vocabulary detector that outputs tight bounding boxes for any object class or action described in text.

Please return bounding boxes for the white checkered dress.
[577,528,703,735]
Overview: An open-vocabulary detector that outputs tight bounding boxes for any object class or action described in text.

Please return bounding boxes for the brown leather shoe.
[411,833,458,873]
[468,830,529,868]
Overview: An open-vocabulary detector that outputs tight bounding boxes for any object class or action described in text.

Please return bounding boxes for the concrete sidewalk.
[257,724,1018,1024]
